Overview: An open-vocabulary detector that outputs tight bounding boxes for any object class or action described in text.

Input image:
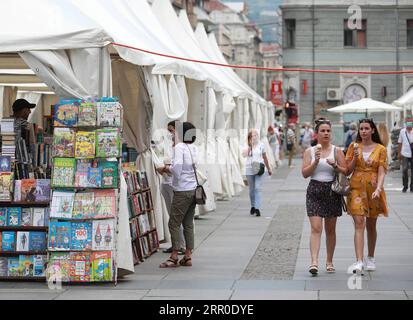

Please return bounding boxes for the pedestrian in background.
[344,122,358,154]
[287,124,297,168]
[397,119,413,193]
[346,118,388,274]
[300,122,314,157]
[302,119,347,276]
[267,125,281,168]
[159,121,198,268]
[243,129,272,217]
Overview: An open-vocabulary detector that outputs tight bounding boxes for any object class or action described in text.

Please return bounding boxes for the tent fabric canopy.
[327,98,403,113]
[393,88,413,106]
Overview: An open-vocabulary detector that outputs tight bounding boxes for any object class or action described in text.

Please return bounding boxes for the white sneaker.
[348,261,364,275]
[366,257,376,271]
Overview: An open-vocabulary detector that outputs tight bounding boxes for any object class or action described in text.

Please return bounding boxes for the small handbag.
[331,147,351,196]
[186,145,207,205]
[249,147,265,176]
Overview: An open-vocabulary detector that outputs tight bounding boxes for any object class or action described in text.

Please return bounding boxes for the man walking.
[287,124,297,168]
[398,119,413,192]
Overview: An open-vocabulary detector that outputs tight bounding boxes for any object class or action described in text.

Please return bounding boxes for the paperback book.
[53,101,79,127]
[93,189,117,219]
[69,252,91,282]
[0,156,11,172]
[7,257,19,277]
[97,101,122,127]
[0,207,7,226]
[78,102,97,127]
[75,131,96,159]
[33,254,47,277]
[96,129,120,158]
[29,232,47,251]
[19,255,34,277]
[2,231,15,251]
[92,220,114,251]
[20,208,32,226]
[21,179,37,202]
[7,207,21,226]
[35,179,51,202]
[50,191,75,219]
[72,192,94,219]
[47,252,70,282]
[71,221,92,251]
[100,160,118,188]
[53,128,75,157]
[91,251,112,282]
[48,221,71,251]
[32,208,47,227]
[52,157,75,187]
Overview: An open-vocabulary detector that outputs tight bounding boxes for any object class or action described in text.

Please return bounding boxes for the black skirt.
[306,180,343,218]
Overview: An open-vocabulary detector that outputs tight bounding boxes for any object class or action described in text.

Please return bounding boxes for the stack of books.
[0,119,16,162]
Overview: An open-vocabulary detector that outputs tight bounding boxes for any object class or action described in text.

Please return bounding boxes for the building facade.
[281,0,413,126]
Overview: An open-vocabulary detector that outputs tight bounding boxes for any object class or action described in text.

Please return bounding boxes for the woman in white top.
[301,119,347,276]
[243,129,272,217]
[159,121,198,268]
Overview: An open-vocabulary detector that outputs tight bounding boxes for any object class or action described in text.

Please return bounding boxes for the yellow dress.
[345,142,388,217]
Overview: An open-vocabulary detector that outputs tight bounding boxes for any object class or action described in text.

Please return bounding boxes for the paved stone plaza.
[1,160,412,300]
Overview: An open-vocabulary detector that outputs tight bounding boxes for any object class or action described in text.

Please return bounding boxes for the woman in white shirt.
[301,119,347,276]
[159,122,198,268]
[243,129,272,217]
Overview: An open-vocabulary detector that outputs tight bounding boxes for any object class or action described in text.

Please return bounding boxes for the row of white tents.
[0,0,275,275]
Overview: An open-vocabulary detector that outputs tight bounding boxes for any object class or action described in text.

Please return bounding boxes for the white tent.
[327,98,402,115]
[393,88,413,119]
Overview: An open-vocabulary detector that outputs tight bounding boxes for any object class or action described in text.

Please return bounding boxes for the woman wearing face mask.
[243,129,272,217]
[302,119,347,276]
[346,118,388,275]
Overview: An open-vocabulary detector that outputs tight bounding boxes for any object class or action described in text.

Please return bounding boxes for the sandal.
[308,265,318,276]
[179,256,192,267]
[326,263,336,273]
[159,257,179,268]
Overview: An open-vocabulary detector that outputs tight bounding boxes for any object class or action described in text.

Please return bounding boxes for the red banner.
[271,80,282,106]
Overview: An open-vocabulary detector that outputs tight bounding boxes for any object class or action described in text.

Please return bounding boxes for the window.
[285,19,296,48]
[344,19,367,48]
[408,20,413,47]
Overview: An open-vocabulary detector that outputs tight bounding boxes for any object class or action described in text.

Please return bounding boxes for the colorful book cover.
[78,102,97,127]
[97,101,122,127]
[7,257,19,277]
[69,252,91,282]
[50,191,75,219]
[2,231,15,251]
[52,127,75,157]
[16,231,30,252]
[20,208,32,226]
[0,207,6,226]
[74,159,93,187]
[29,232,47,251]
[32,208,46,227]
[87,167,102,188]
[91,251,112,282]
[53,101,78,127]
[48,221,71,251]
[93,189,117,219]
[92,220,114,251]
[0,172,13,200]
[52,157,75,187]
[0,257,8,276]
[7,207,21,226]
[33,255,47,277]
[72,192,94,219]
[19,255,34,277]
[71,222,92,251]
[48,252,70,282]
[96,129,120,158]
[35,179,51,202]
[100,160,118,188]
[13,180,21,202]
[21,179,37,202]
[0,156,11,172]
[75,131,96,159]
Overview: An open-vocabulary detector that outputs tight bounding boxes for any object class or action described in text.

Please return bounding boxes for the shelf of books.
[46,97,122,283]
[1,118,52,280]
[122,163,159,265]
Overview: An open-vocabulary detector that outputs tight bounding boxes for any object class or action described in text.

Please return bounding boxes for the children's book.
[78,102,97,127]
[53,101,79,127]
[0,172,13,201]
[7,207,21,226]
[0,257,8,276]
[33,255,47,277]
[16,231,30,252]
[48,221,71,251]
[29,232,47,251]
[19,255,34,277]
[100,160,118,188]
[52,157,75,187]
[75,131,96,159]
[71,222,92,251]
[74,159,93,187]
[96,129,120,158]
[93,189,117,219]
[52,128,75,157]
[7,257,19,277]
[20,208,32,226]
[13,180,21,202]
[35,179,51,202]
[50,191,75,219]
[0,207,7,226]
[91,251,112,282]
[48,252,70,282]
[2,231,15,251]
[69,252,91,282]
[72,192,95,219]
[92,220,114,251]
[97,101,122,127]
[87,166,102,188]
[32,208,46,227]
[21,179,37,202]
[0,156,11,172]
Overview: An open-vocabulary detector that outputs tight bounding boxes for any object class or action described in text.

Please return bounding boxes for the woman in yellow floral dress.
[346,118,388,275]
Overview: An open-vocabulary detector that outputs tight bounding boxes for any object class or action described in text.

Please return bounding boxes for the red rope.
[111,42,413,75]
